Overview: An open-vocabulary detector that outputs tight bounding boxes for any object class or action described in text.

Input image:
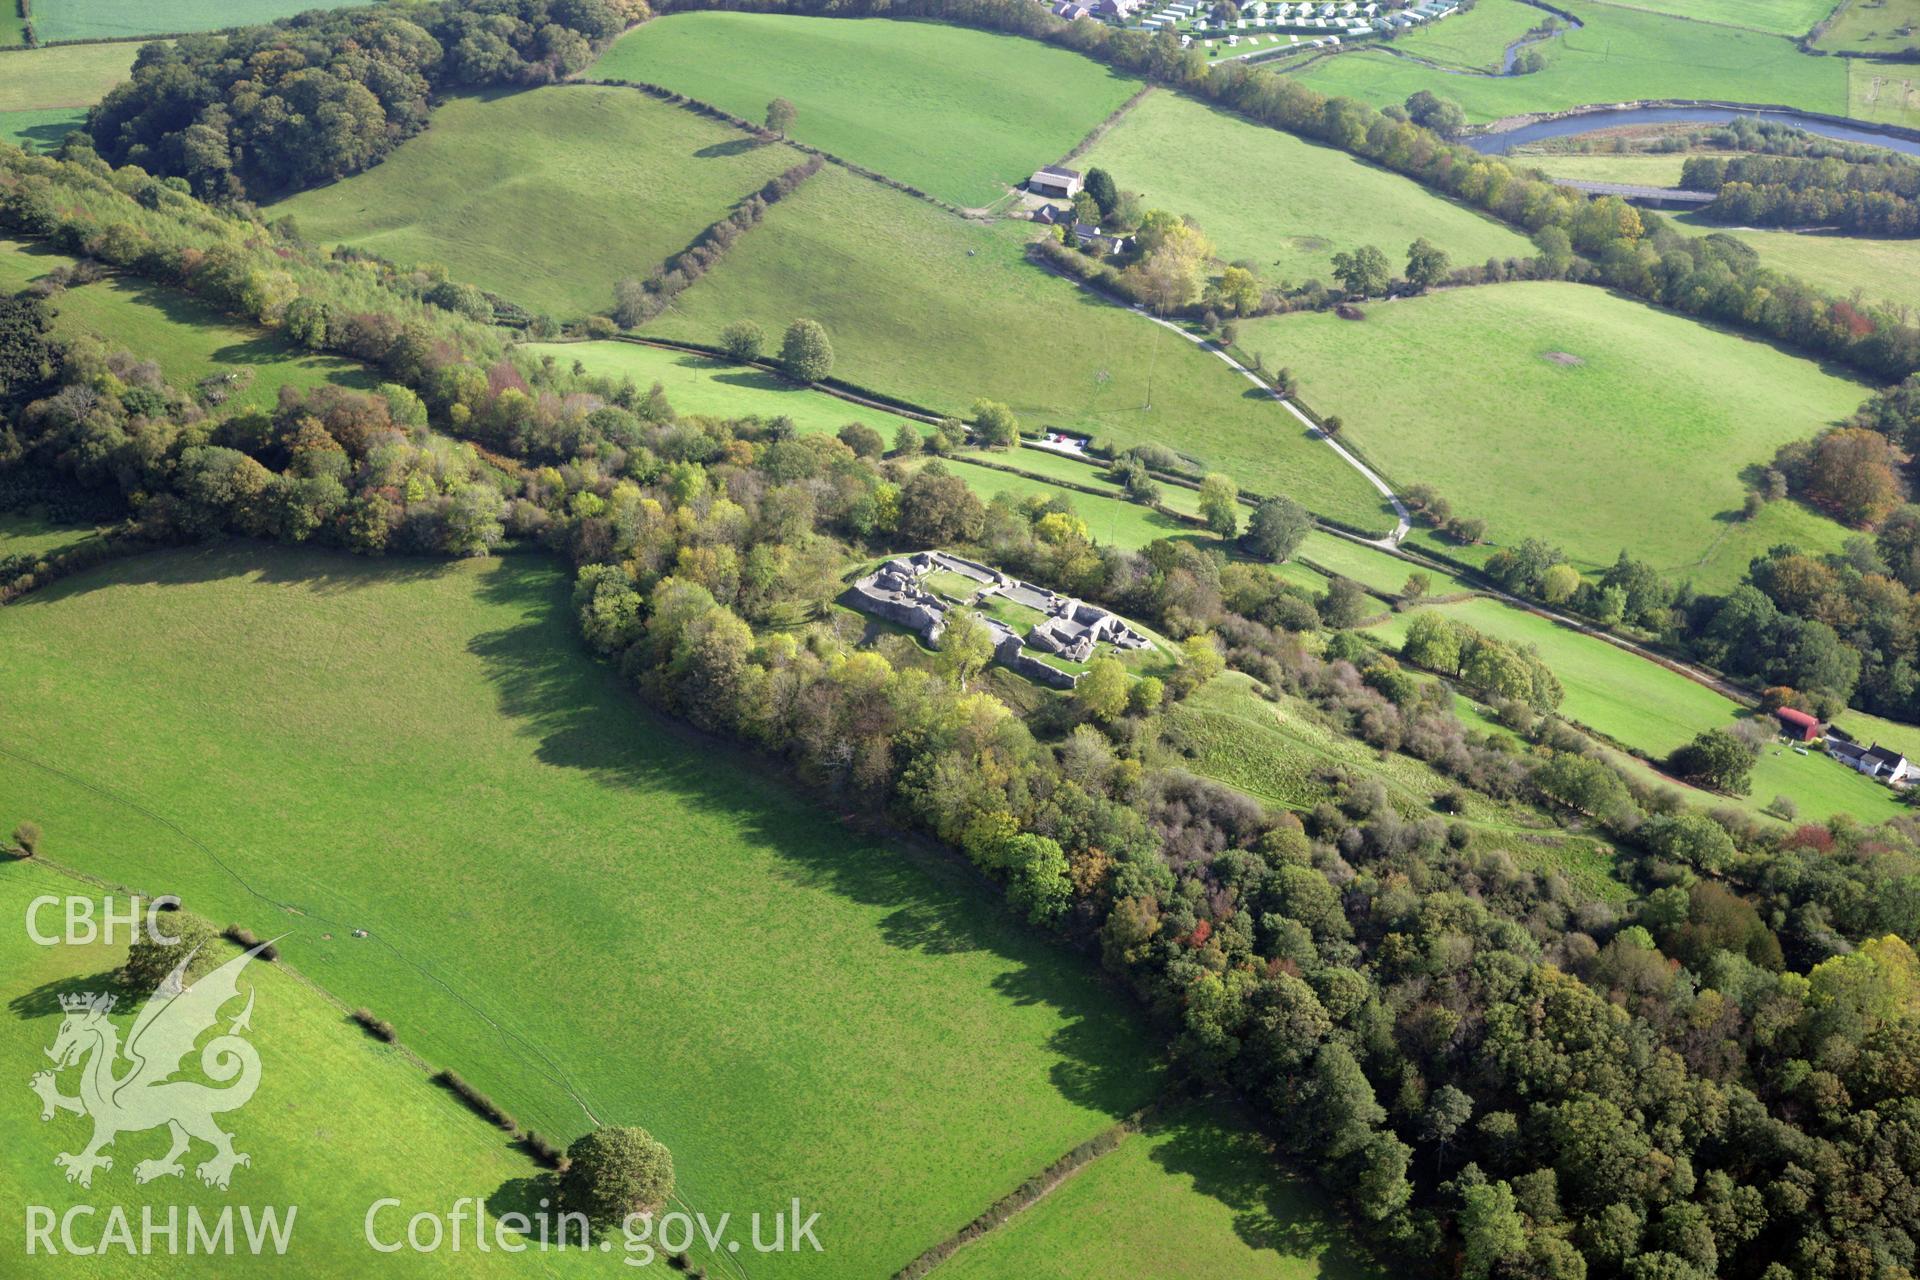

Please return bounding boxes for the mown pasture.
[1849,60,1920,128]
[0,858,609,1277]
[0,544,1164,1278]
[1581,0,1835,35]
[1511,149,1713,185]
[590,12,1143,209]
[1076,91,1531,285]
[936,1097,1383,1280]
[645,164,1392,532]
[1815,0,1920,53]
[0,42,138,113]
[1284,1,1847,122]
[1232,281,1866,586]
[0,239,375,412]
[1369,599,1914,822]
[520,338,916,439]
[1387,0,1552,69]
[273,87,805,321]
[30,0,365,42]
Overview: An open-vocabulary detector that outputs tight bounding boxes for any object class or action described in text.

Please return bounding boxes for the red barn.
[1775,706,1820,741]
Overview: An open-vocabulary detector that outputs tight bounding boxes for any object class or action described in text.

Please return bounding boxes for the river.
[1468,104,1920,156]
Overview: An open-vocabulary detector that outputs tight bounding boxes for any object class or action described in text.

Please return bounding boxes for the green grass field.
[0,857,615,1277]
[1582,0,1835,35]
[1370,599,1913,822]
[1297,529,1471,595]
[520,339,919,439]
[1077,91,1531,287]
[1232,281,1866,585]
[0,509,99,564]
[0,544,1168,1278]
[1,239,374,412]
[0,107,88,151]
[32,0,366,42]
[1388,0,1551,69]
[0,42,139,113]
[273,87,804,321]
[1815,0,1920,52]
[1286,1,1847,122]
[1849,59,1920,127]
[644,164,1391,532]
[936,1097,1381,1280]
[945,455,1215,551]
[590,12,1143,209]
[1512,149,1713,185]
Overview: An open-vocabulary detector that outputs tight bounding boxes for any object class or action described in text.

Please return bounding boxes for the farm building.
[1050,1,1094,17]
[1774,706,1820,742]
[1029,164,1084,198]
[1072,222,1131,253]
[1827,735,1917,784]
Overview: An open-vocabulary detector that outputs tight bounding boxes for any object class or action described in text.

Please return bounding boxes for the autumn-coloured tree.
[1807,426,1903,526]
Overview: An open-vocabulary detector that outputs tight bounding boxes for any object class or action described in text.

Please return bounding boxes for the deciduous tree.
[780,318,834,383]
[765,97,796,138]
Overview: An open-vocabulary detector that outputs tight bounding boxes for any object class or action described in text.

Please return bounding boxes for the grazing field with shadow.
[0,543,1164,1277]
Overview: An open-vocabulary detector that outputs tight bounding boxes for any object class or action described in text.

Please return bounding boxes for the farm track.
[1030,258,1412,544]
[981,434,1764,715]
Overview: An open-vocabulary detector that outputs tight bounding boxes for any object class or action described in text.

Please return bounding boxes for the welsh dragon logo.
[29,940,274,1191]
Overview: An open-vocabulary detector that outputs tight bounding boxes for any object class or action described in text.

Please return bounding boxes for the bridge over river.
[1552,178,1717,207]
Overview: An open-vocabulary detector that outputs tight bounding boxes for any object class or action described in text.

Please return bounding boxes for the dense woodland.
[1687,155,1920,235]
[4,139,1920,1280]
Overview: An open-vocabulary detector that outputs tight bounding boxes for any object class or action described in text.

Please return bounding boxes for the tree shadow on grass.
[7,540,463,609]
[1147,1100,1382,1278]
[461,554,1156,1119]
[9,969,128,1021]
[711,367,811,396]
[13,119,84,153]
[694,137,771,159]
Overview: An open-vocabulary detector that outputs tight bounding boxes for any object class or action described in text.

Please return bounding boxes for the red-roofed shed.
[1775,706,1820,741]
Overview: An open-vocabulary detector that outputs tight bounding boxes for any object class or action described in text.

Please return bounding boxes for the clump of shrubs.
[350,1007,398,1043]
[221,924,280,961]
[519,1131,569,1171]
[433,1069,519,1133]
